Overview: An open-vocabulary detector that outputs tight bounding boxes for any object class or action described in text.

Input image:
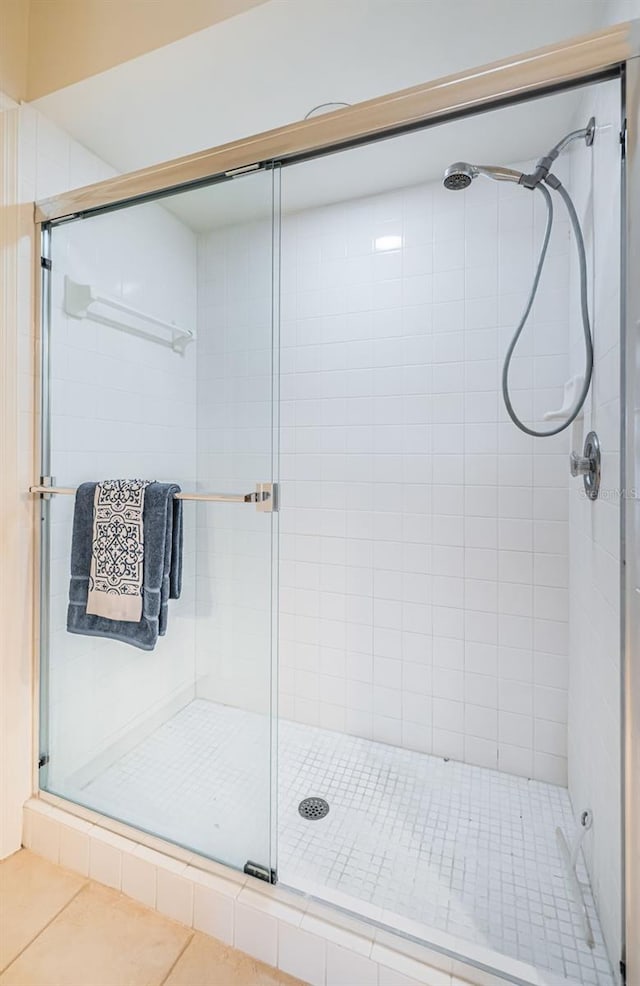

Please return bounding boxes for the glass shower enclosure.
[34,67,628,986]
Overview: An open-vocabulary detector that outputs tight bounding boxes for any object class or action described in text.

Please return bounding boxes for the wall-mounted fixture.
[64,275,196,354]
[570,431,601,501]
[303,101,351,119]
[443,119,596,439]
[556,809,595,947]
[544,375,585,422]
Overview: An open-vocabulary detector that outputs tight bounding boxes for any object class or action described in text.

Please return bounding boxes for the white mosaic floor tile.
[75,699,614,986]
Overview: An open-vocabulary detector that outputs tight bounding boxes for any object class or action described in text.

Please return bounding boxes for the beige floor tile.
[0,850,86,971]
[0,882,192,986]
[163,933,307,986]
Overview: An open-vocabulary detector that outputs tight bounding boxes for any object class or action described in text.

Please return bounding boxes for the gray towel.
[67,481,183,651]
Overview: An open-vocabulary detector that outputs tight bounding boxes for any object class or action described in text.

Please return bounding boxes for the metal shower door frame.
[33,22,639,226]
[620,52,640,986]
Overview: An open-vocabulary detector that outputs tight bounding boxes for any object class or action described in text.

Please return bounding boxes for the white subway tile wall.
[566,79,622,968]
[197,157,573,784]
[195,204,275,717]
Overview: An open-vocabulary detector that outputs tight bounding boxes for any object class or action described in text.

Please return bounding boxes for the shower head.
[443,162,475,190]
[442,162,524,190]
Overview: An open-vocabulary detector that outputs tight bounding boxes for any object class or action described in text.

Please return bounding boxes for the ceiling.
[30,0,633,232]
[26,0,269,101]
[0,0,270,104]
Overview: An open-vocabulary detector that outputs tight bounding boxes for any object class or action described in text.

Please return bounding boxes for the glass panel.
[40,165,279,876]
[275,79,622,986]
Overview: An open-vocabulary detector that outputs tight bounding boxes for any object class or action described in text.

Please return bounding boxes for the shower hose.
[501,180,593,438]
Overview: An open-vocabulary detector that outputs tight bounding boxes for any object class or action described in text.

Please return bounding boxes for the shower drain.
[298,797,330,820]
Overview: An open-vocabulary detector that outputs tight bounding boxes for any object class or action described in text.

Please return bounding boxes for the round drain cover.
[298,797,329,820]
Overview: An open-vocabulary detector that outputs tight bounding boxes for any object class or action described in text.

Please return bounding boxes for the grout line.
[0,873,89,975]
[158,930,195,986]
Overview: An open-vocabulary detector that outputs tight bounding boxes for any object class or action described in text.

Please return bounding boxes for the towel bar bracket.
[38,475,56,500]
[254,482,277,513]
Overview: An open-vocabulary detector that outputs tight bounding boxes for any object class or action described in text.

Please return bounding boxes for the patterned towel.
[86,479,152,623]
[67,481,183,651]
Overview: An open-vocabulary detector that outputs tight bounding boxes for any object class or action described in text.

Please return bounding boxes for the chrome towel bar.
[29,482,276,512]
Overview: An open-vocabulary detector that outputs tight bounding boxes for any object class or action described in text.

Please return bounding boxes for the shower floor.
[74,699,613,986]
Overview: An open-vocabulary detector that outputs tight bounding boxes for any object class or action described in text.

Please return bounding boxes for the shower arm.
[474,164,523,183]
[519,116,595,190]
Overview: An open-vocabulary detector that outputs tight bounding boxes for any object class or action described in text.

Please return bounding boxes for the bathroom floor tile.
[0,880,191,986]
[0,850,86,971]
[163,932,305,986]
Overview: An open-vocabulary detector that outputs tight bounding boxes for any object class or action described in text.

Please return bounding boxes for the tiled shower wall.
[566,79,622,967]
[20,106,199,782]
[195,210,274,716]
[198,156,574,785]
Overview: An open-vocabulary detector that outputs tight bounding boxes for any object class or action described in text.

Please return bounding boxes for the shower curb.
[22,797,572,986]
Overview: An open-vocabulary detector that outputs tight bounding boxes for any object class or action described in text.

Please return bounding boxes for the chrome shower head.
[443,162,475,190]
[443,161,524,190]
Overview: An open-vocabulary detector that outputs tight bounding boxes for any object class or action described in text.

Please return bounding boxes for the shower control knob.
[570,452,592,477]
[570,431,601,500]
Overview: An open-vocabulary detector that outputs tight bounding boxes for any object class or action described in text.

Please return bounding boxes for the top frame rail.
[34,20,638,225]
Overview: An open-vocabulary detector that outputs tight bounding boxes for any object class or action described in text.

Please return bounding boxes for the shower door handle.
[29,481,278,512]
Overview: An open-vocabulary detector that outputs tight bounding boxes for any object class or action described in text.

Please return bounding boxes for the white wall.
[18,104,199,785]
[602,0,640,23]
[566,78,622,972]
[0,91,34,858]
[197,144,575,786]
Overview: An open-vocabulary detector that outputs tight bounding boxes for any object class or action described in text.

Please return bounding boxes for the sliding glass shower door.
[38,165,280,879]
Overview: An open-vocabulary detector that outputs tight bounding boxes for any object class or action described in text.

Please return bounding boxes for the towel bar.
[64,276,195,354]
[29,482,276,512]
